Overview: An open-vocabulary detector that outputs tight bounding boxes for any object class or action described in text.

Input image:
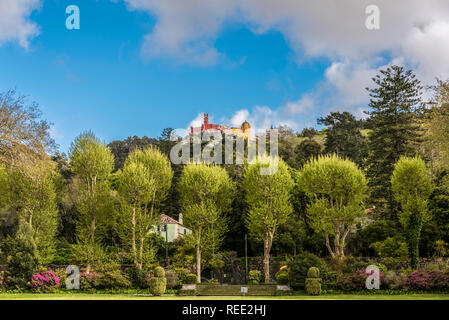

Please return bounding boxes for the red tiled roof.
[160,214,180,225]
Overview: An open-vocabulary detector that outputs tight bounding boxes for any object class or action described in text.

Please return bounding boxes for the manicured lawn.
[0,293,449,300]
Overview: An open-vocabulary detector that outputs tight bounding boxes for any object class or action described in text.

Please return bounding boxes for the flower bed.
[31,270,60,292]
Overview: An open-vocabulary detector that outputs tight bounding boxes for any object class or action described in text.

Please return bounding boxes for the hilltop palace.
[190,113,251,139]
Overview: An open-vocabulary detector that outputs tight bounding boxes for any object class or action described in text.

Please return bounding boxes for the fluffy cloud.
[123,0,449,130]
[0,0,41,48]
[123,0,449,69]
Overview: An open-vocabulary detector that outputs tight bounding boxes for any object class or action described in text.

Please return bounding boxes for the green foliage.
[423,79,449,179]
[69,131,115,271]
[94,261,130,290]
[53,268,68,289]
[153,266,165,277]
[370,237,408,260]
[244,156,293,282]
[209,254,225,271]
[0,224,39,288]
[184,273,198,285]
[391,156,433,269]
[8,160,59,264]
[305,266,322,296]
[318,111,367,166]
[307,266,320,278]
[288,252,326,289]
[434,240,449,257]
[275,271,289,285]
[148,267,167,295]
[125,266,148,288]
[248,270,262,284]
[171,267,189,284]
[0,90,55,167]
[383,270,408,290]
[117,147,171,269]
[178,162,235,282]
[164,269,179,289]
[297,154,368,258]
[347,219,400,256]
[365,65,423,211]
[375,263,388,275]
[51,241,73,265]
[69,131,114,182]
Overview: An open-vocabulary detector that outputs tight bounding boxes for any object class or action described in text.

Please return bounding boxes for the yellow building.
[222,120,251,139]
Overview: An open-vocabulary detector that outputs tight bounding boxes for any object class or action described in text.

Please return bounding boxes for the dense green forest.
[1,65,449,291]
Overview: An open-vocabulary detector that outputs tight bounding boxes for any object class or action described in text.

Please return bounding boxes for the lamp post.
[163,225,169,267]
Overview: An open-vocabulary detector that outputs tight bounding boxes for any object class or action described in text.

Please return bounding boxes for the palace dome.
[241,121,251,130]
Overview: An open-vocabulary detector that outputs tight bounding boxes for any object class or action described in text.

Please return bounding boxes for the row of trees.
[0,64,448,283]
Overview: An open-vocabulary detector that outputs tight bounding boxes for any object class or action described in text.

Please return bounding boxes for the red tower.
[191,113,221,133]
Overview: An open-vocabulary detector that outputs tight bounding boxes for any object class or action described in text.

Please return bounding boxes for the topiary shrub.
[275,271,289,285]
[165,269,179,289]
[305,267,321,296]
[307,266,320,278]
[248,270,262,284]
[288,252,326,289]
[184,273,197,285]
[148,266,166,296]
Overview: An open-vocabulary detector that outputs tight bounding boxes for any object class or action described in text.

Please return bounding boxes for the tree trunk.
[408,209,422,269]
[196,227,202,283]
[263,231,273,283]
[138,236,144,270]
[324,231,335,258]
[196,243,201,283]
[132,206,137,268]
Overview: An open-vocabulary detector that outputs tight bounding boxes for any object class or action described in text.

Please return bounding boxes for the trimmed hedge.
[148,266,166,296]
[196,284,277,296]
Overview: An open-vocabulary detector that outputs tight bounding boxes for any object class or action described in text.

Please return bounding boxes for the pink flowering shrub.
[30,270,60,292]
[80,272,96,290]
[407,270,449,291]
[336,269,385,291]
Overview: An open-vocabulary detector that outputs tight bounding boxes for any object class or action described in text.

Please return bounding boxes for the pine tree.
[318,111,367,167]
[365,65,423,214]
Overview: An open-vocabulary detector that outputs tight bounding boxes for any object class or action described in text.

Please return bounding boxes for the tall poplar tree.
[69,131,114,272]
[9,160,59,264]
[365,65,423,213]
[391,157,433,269]
[178,163,234,283]
[117,147,173,269]
[244,156,293,282]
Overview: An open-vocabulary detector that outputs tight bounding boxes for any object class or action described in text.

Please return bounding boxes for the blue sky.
[1,0,448,152]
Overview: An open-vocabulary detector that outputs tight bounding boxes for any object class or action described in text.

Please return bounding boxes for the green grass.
[1,293,449,300]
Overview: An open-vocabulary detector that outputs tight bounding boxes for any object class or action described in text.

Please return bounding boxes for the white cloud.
[282,94,315,115]
[121,0,449,130]
[122,0,449,71]
[188,112,205,129]
[0,0,41,48]
[229,109,250,127]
